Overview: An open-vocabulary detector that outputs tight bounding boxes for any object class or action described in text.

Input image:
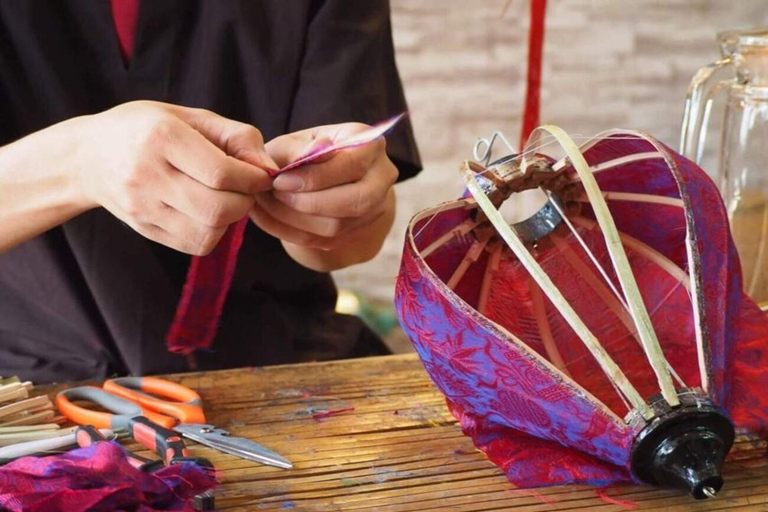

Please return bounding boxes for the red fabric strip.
[165,218,248,355]
[519,0,547,148]
[596,486,639,510]
[109,0,140,64]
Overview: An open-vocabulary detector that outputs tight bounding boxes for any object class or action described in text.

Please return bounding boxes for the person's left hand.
[251,123,398,252]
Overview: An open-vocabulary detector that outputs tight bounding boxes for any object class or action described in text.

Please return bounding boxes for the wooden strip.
[589,152,665,174]
[0,395,50,420]
[0,426,77,447]
[0,382,30,404]
[447,237,489,290]
[0,409,56,427]
[571,190,684,208]
[420,218,481,258]
[0,423,60,434]
[478,241,502,315]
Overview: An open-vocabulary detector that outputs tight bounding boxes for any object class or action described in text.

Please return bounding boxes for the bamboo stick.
[0,384,29,405]
[529,125,679,408]
[464,168,654,420]
[0,426,77,447]
[0,381,31,392]
[529,276,570,376]
[0,424,61,434]
[0,409,56,427]
[478,242,502,316]
[559,127,710,392]
[420,218,482,259]
[447,237,490,290]
[0,395,51,420]
[570,190,684,208]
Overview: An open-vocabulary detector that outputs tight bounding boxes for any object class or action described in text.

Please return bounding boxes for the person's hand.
[251,123,398,259]
[77,101,278,255]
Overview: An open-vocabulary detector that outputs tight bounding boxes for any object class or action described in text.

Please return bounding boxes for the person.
[0,1,421,383]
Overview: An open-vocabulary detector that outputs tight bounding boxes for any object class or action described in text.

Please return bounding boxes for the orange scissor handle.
[103,377,206,425]
[56,386,176,430]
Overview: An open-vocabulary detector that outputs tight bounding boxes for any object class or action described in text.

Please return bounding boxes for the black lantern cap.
[630,390,735,500]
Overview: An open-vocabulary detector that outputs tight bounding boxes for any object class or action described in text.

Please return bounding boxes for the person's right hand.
[77,101,277,255]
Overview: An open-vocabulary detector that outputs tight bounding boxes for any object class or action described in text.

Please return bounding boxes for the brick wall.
[334,0,768,303]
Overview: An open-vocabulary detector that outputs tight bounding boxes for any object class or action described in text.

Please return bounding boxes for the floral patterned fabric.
[0,441,215,512]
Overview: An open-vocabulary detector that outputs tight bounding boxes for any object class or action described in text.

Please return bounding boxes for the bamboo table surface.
[81,354,768,511]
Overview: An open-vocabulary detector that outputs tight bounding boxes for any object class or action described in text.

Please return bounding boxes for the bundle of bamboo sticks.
[0,376,67,447]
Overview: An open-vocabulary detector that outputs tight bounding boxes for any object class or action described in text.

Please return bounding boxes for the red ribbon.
[165,218,248,355]
[520,0,547,148]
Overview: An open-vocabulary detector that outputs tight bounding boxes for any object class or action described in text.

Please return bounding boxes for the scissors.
[55,376,292,469]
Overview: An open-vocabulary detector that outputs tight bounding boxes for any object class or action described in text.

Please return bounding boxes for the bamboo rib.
[477,242,502,315]
[529,125,679,407]
[550,232,688,389]
[551,132,662,174]
[570,216,690,289]
[529,276,571,376]
[447,237,490,290]
[570,191,685,208]
[465,170,654,420]
[421,218,482,259]
[572,152,664,176]
[565,127,709,393]
[544,191,629,309]
[551,200,691,393]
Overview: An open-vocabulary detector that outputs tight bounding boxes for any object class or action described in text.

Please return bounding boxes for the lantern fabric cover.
[395,132,768,487]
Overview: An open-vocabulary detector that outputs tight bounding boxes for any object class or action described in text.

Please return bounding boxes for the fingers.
[266,126,337,169]
[159,117,273,194]
[166,105,280,173]
[113,160,247,255]
[163,167,254,228]
[272,140,382,192]
[126,204,228,256]
[266,122,370,171]
[273,155,397,218]
[249,198,379,251]
[253,192,379,239]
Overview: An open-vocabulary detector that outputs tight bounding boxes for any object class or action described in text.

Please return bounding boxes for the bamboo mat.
[52,354,768,511]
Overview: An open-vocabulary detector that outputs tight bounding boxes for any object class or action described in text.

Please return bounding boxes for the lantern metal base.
[630,390,735,500]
